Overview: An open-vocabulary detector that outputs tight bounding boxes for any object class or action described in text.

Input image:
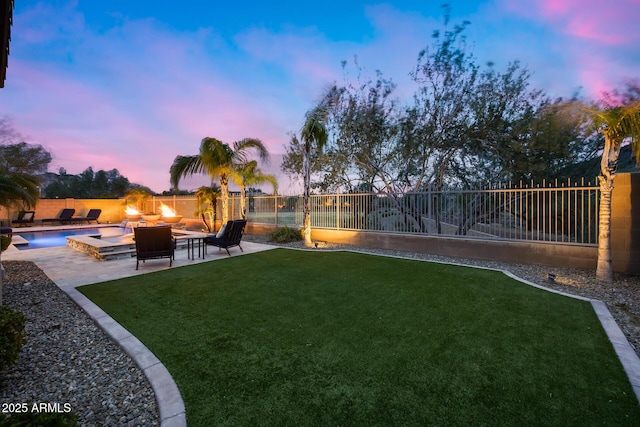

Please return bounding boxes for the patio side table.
[187,236,207,260]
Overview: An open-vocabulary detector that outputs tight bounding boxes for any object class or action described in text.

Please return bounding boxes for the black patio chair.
[42,208,75,224]
[203,219,247,256]
[134,226,176,270]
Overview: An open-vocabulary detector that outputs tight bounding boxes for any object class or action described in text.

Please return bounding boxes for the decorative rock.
[0,261,160,426]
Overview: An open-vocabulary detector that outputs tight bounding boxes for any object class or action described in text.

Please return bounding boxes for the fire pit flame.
[160,204,182,223]
[160,204,176,217]
[125,206,141,220]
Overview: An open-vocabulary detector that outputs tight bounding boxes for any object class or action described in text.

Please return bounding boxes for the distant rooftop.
[0,0,14,88]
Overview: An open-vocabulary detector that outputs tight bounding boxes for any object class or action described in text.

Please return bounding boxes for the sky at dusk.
[1,0,639,194]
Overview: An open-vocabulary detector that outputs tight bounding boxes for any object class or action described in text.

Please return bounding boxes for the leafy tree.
[0,141,51,175]
[0,117,21,144]
[43,167,132,198]
[170,137,270,224]
[402,12,479,191]
[0,118,48,219]
[582,83,640,283]
[404,11,552,190]
[324,63,400,193]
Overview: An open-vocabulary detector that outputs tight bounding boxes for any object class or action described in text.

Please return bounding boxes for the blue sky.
[1,0,639,193]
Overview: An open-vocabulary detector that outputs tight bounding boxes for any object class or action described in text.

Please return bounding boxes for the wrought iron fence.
[147,179,600,245]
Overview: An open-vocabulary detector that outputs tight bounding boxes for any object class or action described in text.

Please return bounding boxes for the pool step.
[67,234,195,261]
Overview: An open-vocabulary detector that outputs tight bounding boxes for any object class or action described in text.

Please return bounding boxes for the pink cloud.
[491,0,639,99]
[500,0,640,45]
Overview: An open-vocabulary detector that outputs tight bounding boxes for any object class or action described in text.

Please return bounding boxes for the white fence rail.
[147,179,600,246]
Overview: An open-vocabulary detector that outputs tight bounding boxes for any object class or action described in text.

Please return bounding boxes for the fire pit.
[160,204,182,223]
[125,206,141,220]
[162,215,183,223]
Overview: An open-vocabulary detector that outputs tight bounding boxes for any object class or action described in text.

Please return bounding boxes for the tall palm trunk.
[240,185,247,219]
[303,142,312,246]
[596,132,621,283]
[220,175,229,224]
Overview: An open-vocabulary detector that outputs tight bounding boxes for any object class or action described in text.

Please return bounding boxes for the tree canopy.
[43,167,137,198]
[282,10,593,193]
[0,117,50,210]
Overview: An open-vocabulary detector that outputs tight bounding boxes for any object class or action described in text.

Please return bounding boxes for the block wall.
[611,172,640,275]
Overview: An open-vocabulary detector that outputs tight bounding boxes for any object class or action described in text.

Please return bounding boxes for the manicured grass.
[79,249,640,426]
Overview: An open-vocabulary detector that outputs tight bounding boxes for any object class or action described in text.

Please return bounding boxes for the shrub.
[0,235,11,252]
[268,226,302,243]
[0,306,26,372]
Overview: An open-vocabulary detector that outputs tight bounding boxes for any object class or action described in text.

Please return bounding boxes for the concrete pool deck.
[2,232,276,427]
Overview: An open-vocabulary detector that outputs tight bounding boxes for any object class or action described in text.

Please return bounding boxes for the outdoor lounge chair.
[203,219,247,256]
[11,210,35,227]
[42,208,75,224]
[134,226,176,270]
[72,209,101,224]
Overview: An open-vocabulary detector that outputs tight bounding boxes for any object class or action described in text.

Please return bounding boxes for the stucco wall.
[311,228,598,270]
[611,172,640,275]
[1,199,126,224]
[247,223,599,271]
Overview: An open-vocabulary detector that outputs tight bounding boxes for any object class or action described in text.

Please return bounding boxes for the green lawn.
[79,249,640,426]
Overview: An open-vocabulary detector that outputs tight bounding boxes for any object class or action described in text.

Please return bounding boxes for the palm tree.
[0,172,39,212]
[235,160,278,219]
[194,185,221,233]
[300,100,333,246]
[170,137,270,224]
[586,98,640,283]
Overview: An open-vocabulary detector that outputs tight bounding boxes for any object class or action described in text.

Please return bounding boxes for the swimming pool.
[14,227,127,250]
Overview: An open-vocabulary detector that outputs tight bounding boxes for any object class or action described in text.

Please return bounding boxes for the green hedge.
[268,226,302,243]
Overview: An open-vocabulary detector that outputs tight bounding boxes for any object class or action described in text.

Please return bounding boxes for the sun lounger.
[72,209,101,224]
[42,208,75,224]
[11,210,35,227]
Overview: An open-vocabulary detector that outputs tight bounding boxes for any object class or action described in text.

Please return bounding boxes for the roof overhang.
[0,0,14,88]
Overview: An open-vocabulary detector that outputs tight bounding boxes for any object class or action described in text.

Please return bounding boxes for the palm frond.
[232,138,270,163]
[0,173,39,209]
[169,155,205,189]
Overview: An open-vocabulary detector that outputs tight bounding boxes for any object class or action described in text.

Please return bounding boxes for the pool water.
[15,227,126,250]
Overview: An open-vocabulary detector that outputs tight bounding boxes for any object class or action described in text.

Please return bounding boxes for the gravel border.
[1,238,638,426]
[0,261,160,426]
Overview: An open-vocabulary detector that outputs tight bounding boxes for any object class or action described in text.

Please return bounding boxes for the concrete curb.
[591,300,640,403]
[64,288,187,427]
